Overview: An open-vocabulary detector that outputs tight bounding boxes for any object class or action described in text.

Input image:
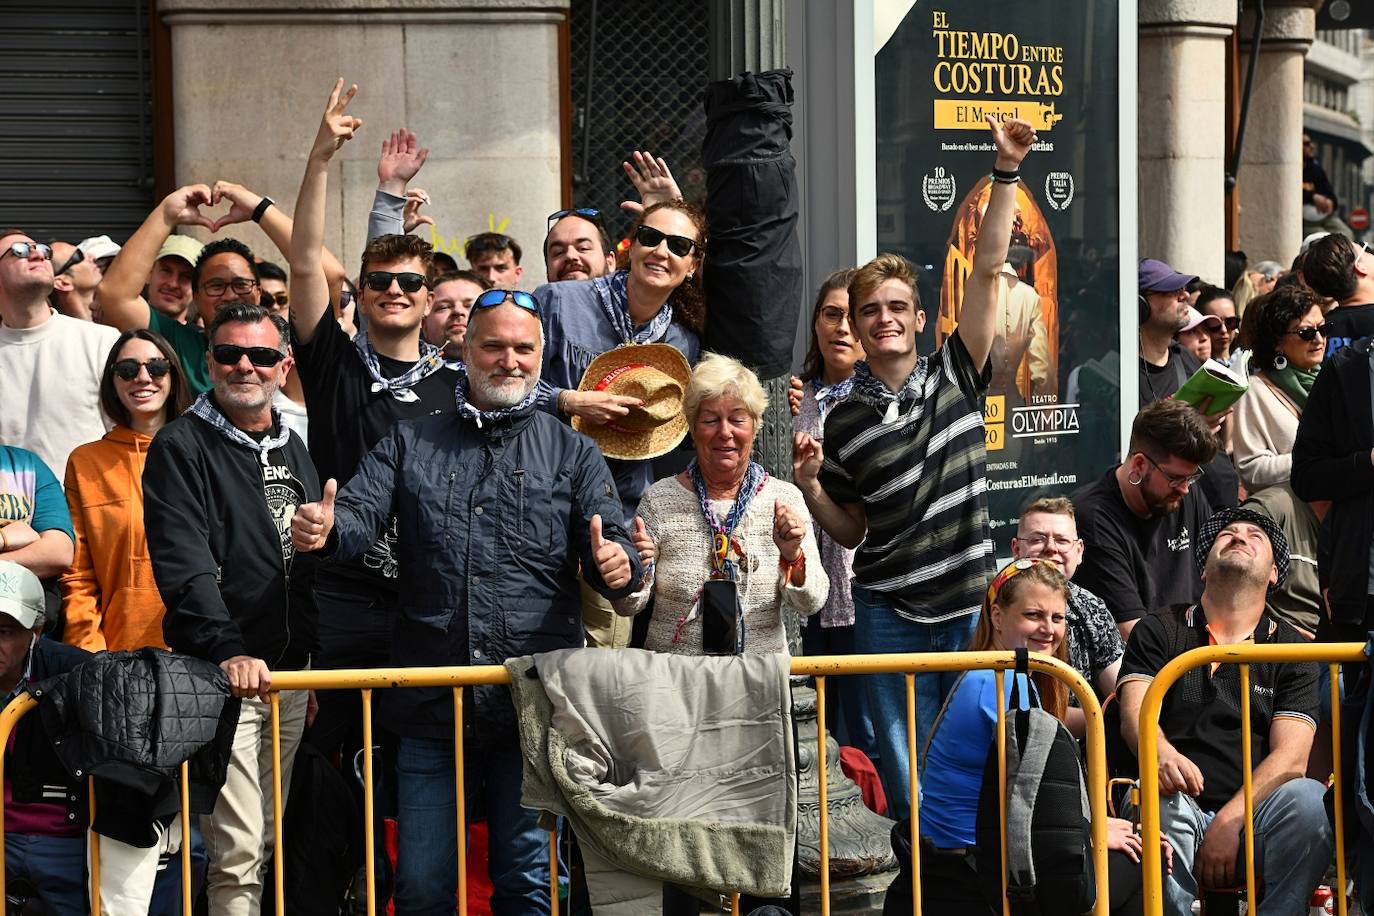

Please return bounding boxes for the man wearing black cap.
[1115,507,1330,916]
[1137,256,1238,509]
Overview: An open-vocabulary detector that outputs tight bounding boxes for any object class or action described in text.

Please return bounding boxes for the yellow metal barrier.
[0,652,1109,916]
[1136,641,1366,916]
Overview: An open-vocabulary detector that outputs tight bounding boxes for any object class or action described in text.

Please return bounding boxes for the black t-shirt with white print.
[291,308,458,595]
[246,424,306,570]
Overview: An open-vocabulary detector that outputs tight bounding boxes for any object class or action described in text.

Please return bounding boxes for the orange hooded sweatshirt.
[60,425,169,652]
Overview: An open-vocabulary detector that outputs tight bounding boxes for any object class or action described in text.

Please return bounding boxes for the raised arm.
[619,151,682,217]
[955,116,1037,370]
[367,129,430,242]
[98,184,216,331]
[290,79,362,344]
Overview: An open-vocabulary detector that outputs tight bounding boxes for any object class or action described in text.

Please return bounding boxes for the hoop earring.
[1127,473,1143,486]
[1273,355,1287,370]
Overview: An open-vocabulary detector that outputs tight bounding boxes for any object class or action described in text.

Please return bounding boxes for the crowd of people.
[0,64,1371,916]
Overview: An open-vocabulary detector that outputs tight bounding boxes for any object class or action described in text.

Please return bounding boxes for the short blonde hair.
[683,353,768,428]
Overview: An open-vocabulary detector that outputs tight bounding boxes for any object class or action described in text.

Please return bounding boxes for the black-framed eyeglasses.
[112,358,172,381]
[201,277,258,297]
[1140,452,1204,489]
[633,225,702,258]
[363,271,427,294]
[211,344,285,368]
[1285,324,1328,342]
[473,288,539,314]
[1,241,52,262]
[53,248,86,277]
[547,207,604,232]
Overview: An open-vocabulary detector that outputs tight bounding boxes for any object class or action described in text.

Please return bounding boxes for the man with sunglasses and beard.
[0,230,119,477]
[291,289,638,915]
[1071,399,1216,640]
[144,303,321,916]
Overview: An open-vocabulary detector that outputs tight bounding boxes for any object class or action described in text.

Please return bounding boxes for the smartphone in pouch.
[701,578,744,655]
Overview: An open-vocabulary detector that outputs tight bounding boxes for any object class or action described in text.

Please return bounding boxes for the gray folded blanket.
[505,648,796,899]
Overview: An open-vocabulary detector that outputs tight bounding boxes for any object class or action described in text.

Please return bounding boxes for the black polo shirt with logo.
[1118,603,1319,812]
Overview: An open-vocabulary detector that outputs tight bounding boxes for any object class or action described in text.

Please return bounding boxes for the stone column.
[156,0,566,268]
[1138,0,1237,283]
[1236,1,1319,264]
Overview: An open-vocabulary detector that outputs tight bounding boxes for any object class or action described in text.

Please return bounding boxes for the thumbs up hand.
[590,514,632,590]
[630,516,656,568]
[292,478,337,552]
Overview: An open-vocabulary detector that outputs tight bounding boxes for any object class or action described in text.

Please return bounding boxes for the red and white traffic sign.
[1350,207,1370,231]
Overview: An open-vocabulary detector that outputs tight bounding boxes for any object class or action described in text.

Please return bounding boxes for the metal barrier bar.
[1137,642,1367,916]
[361,688,376,916]
[816,675,830,913]
[1331,663,1348,916]
[995,669,1011,916]
[1238,665,1257,908]
[905,672,921,916]
[180,760,192,916]
[0,652,1109,915]
[270,693,285,916]
[88,777,100,914]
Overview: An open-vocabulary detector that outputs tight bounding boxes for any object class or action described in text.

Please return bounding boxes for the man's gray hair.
[205,303,290,352]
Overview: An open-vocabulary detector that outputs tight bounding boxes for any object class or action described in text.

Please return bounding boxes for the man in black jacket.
[145,303,321,916]
[1292,336,1374,646]
[0,560,91,916]
[292,293,639,915]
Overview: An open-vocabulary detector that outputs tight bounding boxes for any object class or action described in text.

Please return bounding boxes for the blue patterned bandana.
[812,376,856,418]
[847,359,927,424]
[593,269,674,345]
[188,392,291,465]
[452,362,541,429]
[353,332,444,403]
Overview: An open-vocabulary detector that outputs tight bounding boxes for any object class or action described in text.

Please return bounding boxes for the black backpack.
[974,649,1095,916]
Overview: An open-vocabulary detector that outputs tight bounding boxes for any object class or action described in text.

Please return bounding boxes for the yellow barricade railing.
[1136,641,1366,916]
[0,651,1110,916]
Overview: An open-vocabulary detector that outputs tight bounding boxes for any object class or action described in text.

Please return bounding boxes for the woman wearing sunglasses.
[883,558,1169,916]
[537,201,706,507]
[61,329,190,653]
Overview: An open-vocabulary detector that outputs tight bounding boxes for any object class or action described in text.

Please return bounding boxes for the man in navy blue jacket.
[292,292,638,915]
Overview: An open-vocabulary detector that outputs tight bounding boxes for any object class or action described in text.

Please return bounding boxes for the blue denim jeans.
[1126,777,1333,916]
[851,586,978,822]
[5,833,88,916]
[394,736,551,916]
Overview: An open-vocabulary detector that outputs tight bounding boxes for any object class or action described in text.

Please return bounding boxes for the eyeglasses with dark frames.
[201,277,259,297]
[1284,324,1327,342]
[112,358,173,381]
[633,225,703,258]
[363,271,428,294]
[210,344,286,368]
[53,248,86,277]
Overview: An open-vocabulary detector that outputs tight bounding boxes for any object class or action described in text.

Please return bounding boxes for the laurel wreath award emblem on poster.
[922,167,957,212]
[1045,171,1075,210]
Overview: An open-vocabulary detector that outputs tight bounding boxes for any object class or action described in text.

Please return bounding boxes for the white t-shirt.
[0,310,119,476]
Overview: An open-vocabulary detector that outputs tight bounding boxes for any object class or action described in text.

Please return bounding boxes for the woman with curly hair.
[1232,285,1325,493]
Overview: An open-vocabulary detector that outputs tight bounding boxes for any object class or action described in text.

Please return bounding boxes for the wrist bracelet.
[992,166,1019,181]
[251,196,274,223]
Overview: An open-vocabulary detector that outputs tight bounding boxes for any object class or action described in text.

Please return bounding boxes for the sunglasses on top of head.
[547,207,605,233]
[2,241,53,262]
[112,358,172,381]
[473,289,540,314]
[363,271,428,294]
[211,344,286,368]
[633,225,702,258]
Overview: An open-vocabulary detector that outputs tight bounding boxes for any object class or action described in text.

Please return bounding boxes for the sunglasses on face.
[201,277,258,297]
[363,271,427,293]
[211,344,286,368]
[633,225,702,258]
[54,248,86,277]
[1286,324,1328,342]
[112,358,172,381]
[473,289,540,314]
[267,292,289,308]
[547,207,604,232]
[1220,316,1239,331]
[2,241,52,262]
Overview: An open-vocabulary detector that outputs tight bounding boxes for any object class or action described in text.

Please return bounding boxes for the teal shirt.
[149,309,210,395]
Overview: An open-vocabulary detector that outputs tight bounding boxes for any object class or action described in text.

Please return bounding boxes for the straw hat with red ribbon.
[572,344,691,460]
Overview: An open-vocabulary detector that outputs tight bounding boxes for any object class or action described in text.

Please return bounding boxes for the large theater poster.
[875,0,1125,554]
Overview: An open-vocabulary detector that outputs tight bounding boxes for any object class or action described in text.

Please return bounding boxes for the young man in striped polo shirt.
[794,116,1037,819]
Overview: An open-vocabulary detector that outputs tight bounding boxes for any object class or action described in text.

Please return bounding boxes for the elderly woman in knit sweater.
[617,353,827,654]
